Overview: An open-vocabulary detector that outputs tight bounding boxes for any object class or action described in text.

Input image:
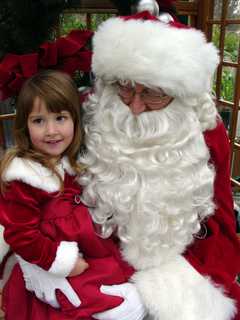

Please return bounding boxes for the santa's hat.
[92,8,219,98]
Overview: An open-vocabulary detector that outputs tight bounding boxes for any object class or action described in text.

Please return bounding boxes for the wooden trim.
[222,61,240,68]
[207,19,240,24]
[234,143,240,150]
[176,2,198,16]
[65,1,198,16]
[69,0,115,10]
[64,7,117,14]
[216,100,235,108]
[231,177,240,188]
[0,113,16,120]
[197,0,213,35]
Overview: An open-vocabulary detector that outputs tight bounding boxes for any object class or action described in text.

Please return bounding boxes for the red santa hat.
[92,8,219,98]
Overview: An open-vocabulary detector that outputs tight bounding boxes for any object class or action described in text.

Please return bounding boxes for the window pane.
[59,12,114,35]
[219,106,232,131]
[224,25,240,63]
[227,0,240,19]
[90,14,114,30]
[221,66,236,102]
[235,110,240,142]
[212,24,221,49]
[212,68,219,96]
[0,98,15,149]
[213,0,223,20]
[59,13,87,36]
[231,148,240,181]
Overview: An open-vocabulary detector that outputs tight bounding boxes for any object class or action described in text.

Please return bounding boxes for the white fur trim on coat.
[0,254,16,288]
[92,17,219,98]
[49,241,79,277]
[132,255,237,320]
[2,156,76,193]
[0,224,9,264]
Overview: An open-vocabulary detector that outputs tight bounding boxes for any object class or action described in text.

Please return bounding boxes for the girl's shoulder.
[2,156,76,193]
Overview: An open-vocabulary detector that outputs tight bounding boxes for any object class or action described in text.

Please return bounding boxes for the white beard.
[80,83,217,270]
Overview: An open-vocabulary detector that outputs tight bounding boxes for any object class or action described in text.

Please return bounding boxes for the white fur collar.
[2,156,76,193]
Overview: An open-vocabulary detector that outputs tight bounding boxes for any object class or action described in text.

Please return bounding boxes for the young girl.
[0,70,135,320]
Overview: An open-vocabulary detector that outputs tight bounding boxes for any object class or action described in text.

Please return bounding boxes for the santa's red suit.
[0,157,134,320]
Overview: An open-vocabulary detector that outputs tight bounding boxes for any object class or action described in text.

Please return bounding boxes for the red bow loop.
[0,29,93,101]
[0,53,39,100]
[19,53,39,78]
[39,42,58,68]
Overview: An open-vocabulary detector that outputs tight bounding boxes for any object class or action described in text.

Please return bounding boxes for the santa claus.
[79,0,240,319]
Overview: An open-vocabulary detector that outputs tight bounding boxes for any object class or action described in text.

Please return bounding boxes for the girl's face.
[27,97,74,162]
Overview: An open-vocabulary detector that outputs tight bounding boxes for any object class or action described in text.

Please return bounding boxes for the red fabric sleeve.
[0,181,60,270]
[185,120,240,316]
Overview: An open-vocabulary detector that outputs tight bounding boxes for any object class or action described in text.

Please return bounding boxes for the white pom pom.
[158,12,174,23]
[137,0,159,16]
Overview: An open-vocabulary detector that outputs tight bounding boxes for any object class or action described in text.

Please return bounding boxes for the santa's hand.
[16,255,81,308]
[92,283,147,320]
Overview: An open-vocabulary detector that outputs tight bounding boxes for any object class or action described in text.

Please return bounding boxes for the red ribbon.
[0,29,93,101]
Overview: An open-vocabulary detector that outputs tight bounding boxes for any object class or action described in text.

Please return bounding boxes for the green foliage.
[221,68,235,102]
[224,31,239,63]
[90,14,114,31]
[59,13,86,36]
[212,26,239,63]
[212,26,239,102]
[60,13,114,36]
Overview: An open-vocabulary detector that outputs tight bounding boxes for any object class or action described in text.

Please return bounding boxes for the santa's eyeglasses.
[116,81,173,110]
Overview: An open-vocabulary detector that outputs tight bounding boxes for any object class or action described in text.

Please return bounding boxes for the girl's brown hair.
[0,70,84,192]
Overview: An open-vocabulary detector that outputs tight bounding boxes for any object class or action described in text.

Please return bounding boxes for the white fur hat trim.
[92,16,219,98]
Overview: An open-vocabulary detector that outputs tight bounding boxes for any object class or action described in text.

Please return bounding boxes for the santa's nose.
[128,93,146,115]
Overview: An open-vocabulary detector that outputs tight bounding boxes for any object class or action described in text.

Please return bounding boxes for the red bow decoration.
[0,53,38,101]
[0,29,93,101]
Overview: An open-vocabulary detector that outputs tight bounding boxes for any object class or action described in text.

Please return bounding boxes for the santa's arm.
[131,120,240,320]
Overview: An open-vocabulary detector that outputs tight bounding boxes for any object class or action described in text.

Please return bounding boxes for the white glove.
[16,255,81,308]
[92,283,147,320]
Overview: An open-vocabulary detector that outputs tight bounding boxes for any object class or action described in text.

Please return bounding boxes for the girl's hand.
[68,257,89,277]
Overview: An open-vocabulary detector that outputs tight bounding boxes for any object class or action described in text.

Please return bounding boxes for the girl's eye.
[56,115,66,122]
[33,118,43,124]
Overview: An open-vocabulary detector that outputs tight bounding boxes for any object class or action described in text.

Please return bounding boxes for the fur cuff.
[49,241,79,277]
[132,255,236,320]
